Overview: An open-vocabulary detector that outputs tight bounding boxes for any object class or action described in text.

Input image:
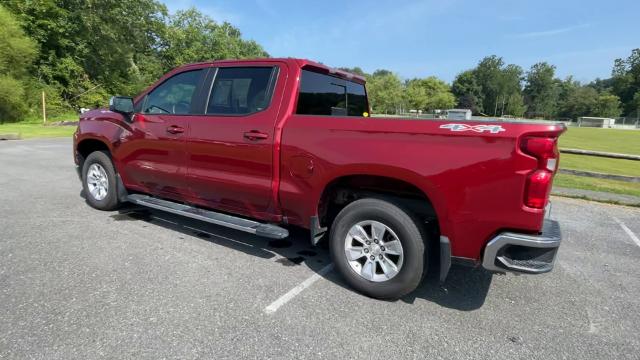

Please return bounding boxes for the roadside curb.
[0,133,21,140]
[552,186,640,207]
[558,169,640,183]
[560,148,640,161]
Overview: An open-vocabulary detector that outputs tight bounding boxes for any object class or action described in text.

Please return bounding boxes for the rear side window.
[142,69,204,115]
[206,67,276,115]
[296,70,368,117]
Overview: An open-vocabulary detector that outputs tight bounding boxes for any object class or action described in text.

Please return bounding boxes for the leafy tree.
[366,70,403,114]
[474,55,505,115]
[371,69,393,77]
[404,79,428,111]
[499,64,524,116]
[632,91,640,118]
[452,70,483,114]
[611,49,640,115]
[524,62,558,118]
[162,8,268,69]
[4,1,267,111]
[0,76,27,122]
[338,67,367,77]
[589,77,615,93]
[505,94,526,117]
[0,4,37,122]
[560,86,598,120]
[0,5,36,78]
[420,77,455,110]
[470,56,524,116]
[555,77,578,119]
[4,0,169,106]
[594,92,622,118]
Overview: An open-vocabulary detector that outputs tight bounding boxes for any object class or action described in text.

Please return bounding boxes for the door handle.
[243,130,268,141]
[166,125,185,134]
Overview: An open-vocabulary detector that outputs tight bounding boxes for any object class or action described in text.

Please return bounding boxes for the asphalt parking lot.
[1,138,639,359]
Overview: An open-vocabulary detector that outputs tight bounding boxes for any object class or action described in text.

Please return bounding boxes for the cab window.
[206,67,276,115]
[142,70,204,115]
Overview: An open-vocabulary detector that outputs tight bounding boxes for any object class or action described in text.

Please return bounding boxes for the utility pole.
[42,91,46,124]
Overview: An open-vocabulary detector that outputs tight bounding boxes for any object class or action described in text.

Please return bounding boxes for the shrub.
[0,76,27,123]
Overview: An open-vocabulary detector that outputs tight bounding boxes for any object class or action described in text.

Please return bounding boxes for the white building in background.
[446,109,472,121]
[578,117,616,128]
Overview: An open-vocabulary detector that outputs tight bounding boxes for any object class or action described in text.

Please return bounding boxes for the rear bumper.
[482,219,561,274]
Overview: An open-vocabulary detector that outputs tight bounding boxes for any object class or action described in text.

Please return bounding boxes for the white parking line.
[611,216,640,248]
[182,226,249,246]
[264,263,334,314]
[152,216,178,225]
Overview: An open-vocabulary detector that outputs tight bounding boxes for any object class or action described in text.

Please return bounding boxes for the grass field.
[559,127,640,155]
[554,173,640,198]
[0,113,77,139]
[0,123,76,139]
[556,127,640,199]
[560,153,640,177]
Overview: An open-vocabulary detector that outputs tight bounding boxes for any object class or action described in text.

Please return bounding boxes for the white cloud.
[508,23,591,39]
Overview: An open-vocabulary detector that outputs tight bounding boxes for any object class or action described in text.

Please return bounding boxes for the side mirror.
[109,96,134,115]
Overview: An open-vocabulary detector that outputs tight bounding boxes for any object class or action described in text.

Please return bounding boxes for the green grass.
[554,173,640,198]
[0,112,78,139]
[559,127,640,155]
[560,153,640,177]
[0,122,76,139]
[556,127,640,199]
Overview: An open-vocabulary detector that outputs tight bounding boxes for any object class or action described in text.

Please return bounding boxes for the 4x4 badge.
[440,123,506,134]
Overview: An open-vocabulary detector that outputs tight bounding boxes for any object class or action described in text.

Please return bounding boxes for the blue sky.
[163,0,639,83]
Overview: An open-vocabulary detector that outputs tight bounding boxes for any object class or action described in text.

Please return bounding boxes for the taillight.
[520,137,558,171]
[524,170,553,208]
[520,136,559,209]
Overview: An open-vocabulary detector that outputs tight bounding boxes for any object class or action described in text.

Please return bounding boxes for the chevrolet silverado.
[74,58,566,299]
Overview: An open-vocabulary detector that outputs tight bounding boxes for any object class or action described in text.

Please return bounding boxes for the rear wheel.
[329,198,428,299]
[82,151,121,211]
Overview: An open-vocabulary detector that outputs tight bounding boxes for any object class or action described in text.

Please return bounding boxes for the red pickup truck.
[74,58,565,299]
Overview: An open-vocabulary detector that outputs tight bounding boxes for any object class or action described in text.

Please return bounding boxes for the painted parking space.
[1,138,639,359]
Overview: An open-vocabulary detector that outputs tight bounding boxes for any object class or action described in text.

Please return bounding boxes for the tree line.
[0,1,639,122]
[344,51,640,120]
[0,0,267,122]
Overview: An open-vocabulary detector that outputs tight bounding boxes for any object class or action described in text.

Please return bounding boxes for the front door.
[186,64,285,218]
[119,69,207,198]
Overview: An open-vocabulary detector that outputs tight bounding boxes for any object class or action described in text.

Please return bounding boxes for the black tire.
[81,150,121,211]
[329,198,428,300]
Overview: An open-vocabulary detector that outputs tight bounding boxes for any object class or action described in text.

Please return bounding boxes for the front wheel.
[329,198,428,299]
[81,150,121,211]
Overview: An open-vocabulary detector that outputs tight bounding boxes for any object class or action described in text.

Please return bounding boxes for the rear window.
[296,70,368,117]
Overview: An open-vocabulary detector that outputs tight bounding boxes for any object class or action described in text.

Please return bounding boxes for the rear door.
[120,69,207,197]
[185,64,285,218]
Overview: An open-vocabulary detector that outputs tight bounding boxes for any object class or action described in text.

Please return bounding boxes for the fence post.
[41,91,46,124]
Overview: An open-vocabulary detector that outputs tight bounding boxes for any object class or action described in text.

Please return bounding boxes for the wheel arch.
[313,170,448,238]
[76,137,128,203]
[75,137,112,167]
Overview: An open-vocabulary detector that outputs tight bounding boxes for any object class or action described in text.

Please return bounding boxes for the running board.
[127,194,289,239]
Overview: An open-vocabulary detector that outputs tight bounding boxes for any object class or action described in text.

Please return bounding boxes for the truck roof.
[180,58,367,84]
